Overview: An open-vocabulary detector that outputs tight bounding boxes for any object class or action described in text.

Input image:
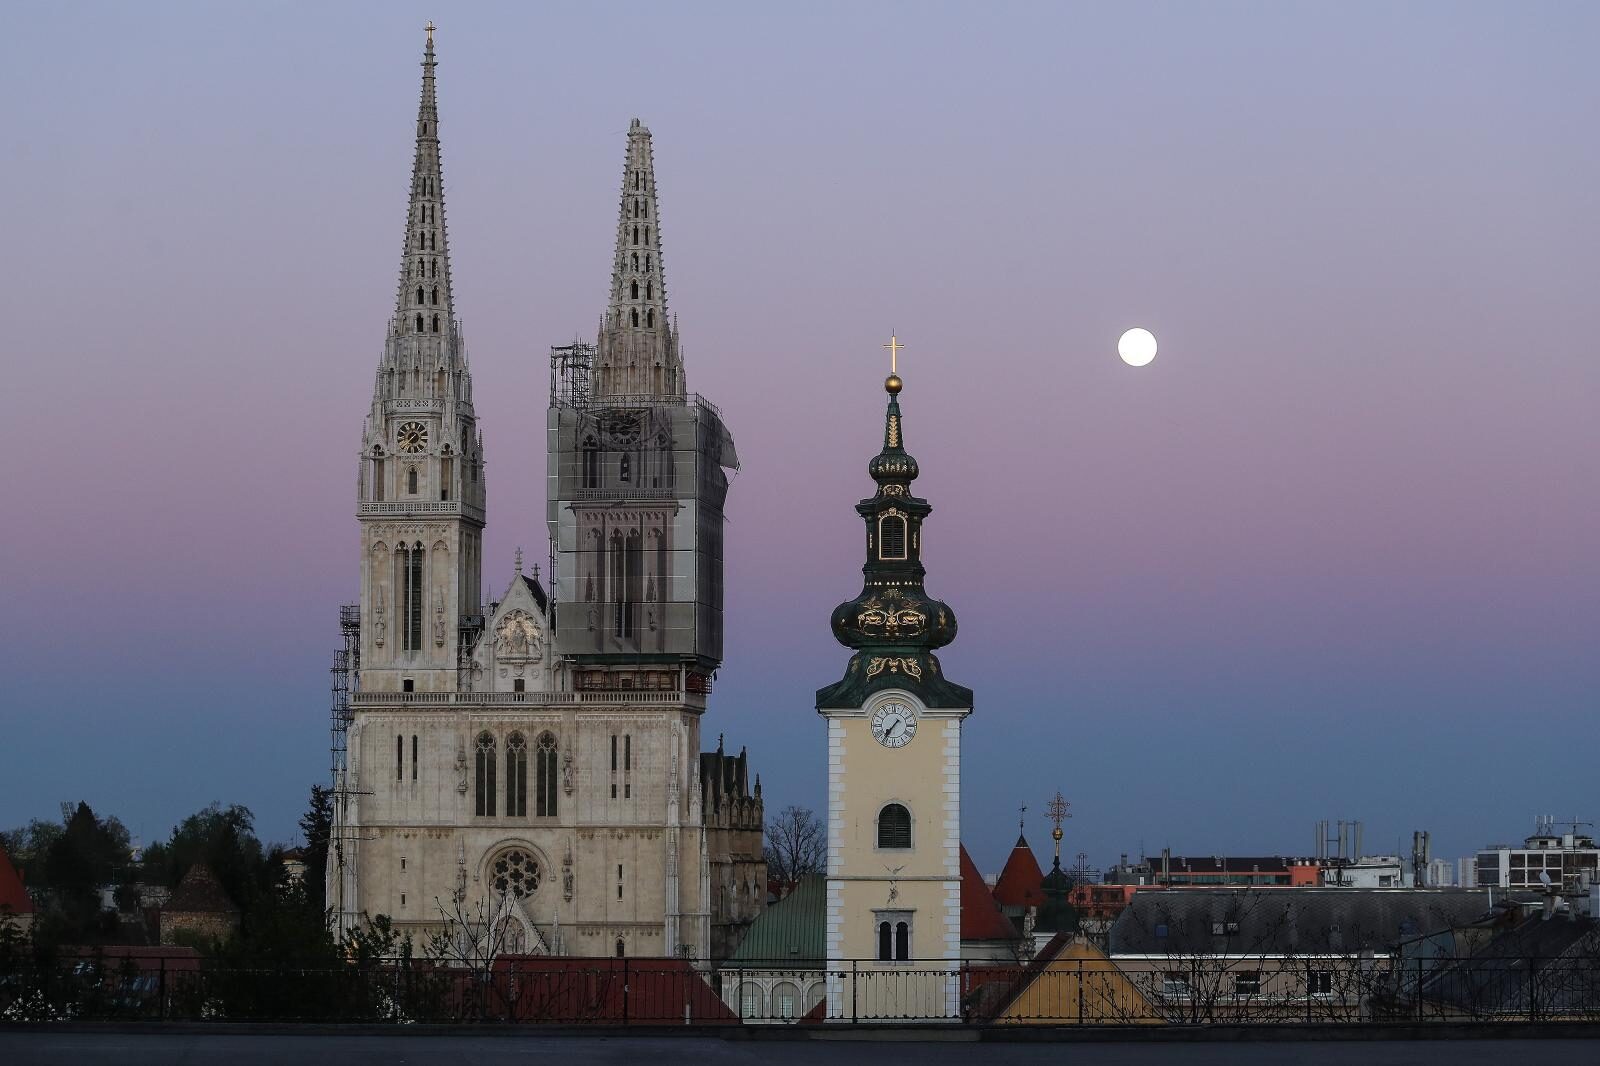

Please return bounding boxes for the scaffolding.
[328,604,365,933]
[549,340,595,408]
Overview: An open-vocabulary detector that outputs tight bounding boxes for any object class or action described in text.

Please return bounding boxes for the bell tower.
[356,26,485,694]
[817,351,971,1018]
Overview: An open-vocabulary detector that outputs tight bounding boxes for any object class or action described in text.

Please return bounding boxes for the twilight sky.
[3,1,1596,878]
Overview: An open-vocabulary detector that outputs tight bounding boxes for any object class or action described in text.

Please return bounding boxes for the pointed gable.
[992,834,1046,908]
[961,845,1018,942]
[166,863,237,914]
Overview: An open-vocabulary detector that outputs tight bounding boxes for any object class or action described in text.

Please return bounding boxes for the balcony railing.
[352,690,700,707]
[357,500,485,523]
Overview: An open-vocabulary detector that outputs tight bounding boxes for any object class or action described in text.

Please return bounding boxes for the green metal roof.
[727,874,825,967]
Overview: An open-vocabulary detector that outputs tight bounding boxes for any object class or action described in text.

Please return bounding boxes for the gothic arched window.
[475,732,497,817]
[878,514,908,561]
[630,309,639,327]
[646,281,652,300]
[431,314,440,333]
[407,467,418,495]
[396,734,404,781]
[877,921,891,961]
[581,436,600,489]
[415,313,424,333]
[632,225,639,246]
[630,280,639,300]
[615,938,626,958]
[416,286,424,304]
[877,803,912,849]
[505,732,527,817]
[431,258,438,278]
[535,732,558,817]
[631,253,639,271]
[896,921,910,960]
[646,309,655,328]
[431,287,438,305]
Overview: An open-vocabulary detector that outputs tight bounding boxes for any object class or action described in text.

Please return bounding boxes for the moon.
[1118,327,1157,367]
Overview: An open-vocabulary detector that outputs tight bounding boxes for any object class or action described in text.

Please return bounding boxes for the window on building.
[407,467,418,495]
[513,677,525,693]
[400,542,423,651]
[535,732,558,817]
[646,309,655,328]
[373,458,385,501]
[875,914,911,961]
[431,314,440,333]
[623,734,631,798]
[440,457,452,501]
[877,804,912,849]
[630,309,639,327]
[619,454,631,483]
[610,734,619,799]
[505,732,527,817]
[773,982,797,1020]
[412,734,418,781]
[878,514,908,560]
[630,280,639,299]
[615,938,626,958]
[581,436,600,489]
[431,287,438,305]
[416,286,424,304]
[402,678,414,693]
[1234,971,1261,997]
[1163,971,1190,998]
[739,983,762,1020]
[475,732,497,817]
[415,313,424,333]
[396,734,403,780]
[617,863,624,900]
[1309,970,1333,996]
[632,225,639,245]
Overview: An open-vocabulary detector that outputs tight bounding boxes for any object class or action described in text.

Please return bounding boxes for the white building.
[1474,819,1600,893]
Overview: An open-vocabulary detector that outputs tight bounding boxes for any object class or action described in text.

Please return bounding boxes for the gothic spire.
[595,119,684,399]
[387,25,457,359]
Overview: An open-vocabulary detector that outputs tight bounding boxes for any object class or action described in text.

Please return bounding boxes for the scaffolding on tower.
[328,603,368,935]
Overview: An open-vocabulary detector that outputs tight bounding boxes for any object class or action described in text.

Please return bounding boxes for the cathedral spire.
[389,24,456,349]
[594,119,684,399]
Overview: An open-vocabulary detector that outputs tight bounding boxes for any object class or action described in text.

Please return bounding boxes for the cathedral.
[327,30,764,963]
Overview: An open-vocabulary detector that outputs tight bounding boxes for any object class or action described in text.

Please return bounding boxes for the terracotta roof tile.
[961,845,1019,942]
[992,834,1045,908]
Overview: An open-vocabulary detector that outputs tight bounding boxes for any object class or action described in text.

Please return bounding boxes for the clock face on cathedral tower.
[397,421,429,453]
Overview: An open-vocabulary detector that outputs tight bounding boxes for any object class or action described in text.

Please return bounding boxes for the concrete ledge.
[3,1021,1598,1042]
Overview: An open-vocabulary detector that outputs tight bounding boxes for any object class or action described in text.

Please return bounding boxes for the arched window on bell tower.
[878,513,908,561]
[582,436,600,489]
[505,732,527,817]
[536,732,559,817]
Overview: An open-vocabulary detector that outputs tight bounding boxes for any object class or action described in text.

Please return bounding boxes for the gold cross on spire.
[425,21,436,45]
[882,332,905,375]
[1046,790,1071,860]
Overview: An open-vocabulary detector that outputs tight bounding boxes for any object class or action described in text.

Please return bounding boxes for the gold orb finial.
[885,373,902,394]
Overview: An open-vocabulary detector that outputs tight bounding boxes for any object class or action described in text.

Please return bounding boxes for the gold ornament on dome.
[881,484,907,496]
[856,602,926,638]
[866,656,923,681]
[887,415,901,448]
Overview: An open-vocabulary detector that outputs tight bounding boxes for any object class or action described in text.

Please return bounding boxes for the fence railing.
[6,953,1600,1025]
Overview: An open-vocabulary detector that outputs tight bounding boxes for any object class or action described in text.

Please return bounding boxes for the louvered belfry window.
[878,514,907,561]
[877,803,912,849]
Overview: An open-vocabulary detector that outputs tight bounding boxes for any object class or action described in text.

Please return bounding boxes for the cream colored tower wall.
[823,689,965,1018]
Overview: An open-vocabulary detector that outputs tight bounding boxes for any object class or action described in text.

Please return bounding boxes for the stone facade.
[328,32,763,964]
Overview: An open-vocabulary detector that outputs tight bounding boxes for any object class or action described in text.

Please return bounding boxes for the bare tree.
[764,805,826,890]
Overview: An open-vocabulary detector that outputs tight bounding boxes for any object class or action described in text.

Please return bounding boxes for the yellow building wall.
[998,940,1163,1025]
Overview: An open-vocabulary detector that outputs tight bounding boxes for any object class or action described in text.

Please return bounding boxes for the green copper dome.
[816,374,972,710]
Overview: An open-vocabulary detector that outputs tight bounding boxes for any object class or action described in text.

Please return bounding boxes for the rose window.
[490,849,541,899]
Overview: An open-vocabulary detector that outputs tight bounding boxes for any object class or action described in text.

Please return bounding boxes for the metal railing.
[6,954,1600,1026]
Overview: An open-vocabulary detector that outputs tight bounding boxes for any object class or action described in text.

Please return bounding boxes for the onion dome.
[816,371,972,710]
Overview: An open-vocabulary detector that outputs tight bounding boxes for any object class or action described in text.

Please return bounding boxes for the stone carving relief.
[562,752,575,795]
[434,592,445,647]
[495,609,543,659]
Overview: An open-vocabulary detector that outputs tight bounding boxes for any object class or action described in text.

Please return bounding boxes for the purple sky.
[4,2,1596,878]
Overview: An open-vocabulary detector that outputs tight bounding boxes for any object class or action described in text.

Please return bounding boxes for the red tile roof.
[0,847,33,915]
[961,845,1019,942]
[992,834,1045,908]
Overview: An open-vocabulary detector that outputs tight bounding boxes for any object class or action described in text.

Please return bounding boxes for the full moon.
[1118,327,1158,367]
